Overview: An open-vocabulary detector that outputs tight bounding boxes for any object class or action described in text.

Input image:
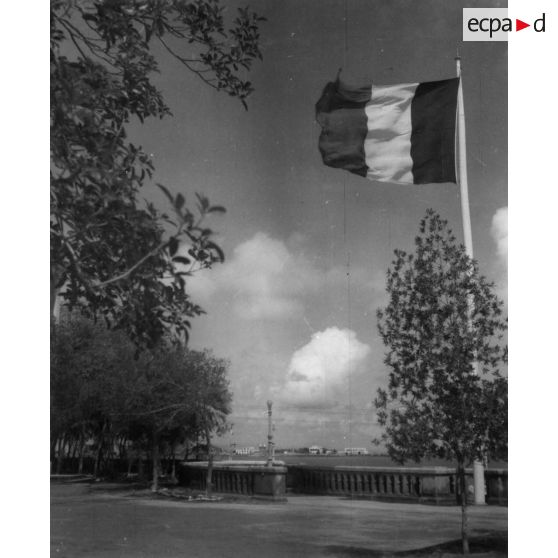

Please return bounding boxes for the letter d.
[534,13,545,32]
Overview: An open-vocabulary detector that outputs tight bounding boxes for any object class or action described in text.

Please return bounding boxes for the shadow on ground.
[323,532,507,557]
[80,480,282,503]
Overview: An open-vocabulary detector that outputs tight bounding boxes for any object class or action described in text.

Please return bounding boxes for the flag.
[316,77,459,184]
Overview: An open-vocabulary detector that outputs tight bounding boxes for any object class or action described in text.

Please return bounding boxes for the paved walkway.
[51,483,507,557]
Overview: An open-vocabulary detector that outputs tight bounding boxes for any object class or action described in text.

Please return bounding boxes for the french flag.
[316,77,460,185]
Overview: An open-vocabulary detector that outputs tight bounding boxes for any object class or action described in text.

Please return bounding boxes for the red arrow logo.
[516,19,530,31]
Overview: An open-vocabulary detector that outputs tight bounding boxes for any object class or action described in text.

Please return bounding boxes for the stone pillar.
[266,400,274,466]
[473,461,486,505]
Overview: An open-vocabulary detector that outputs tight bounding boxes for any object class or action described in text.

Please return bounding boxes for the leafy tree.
[130,348,231,492]
[50,0,265,348]
[51,314,139,474]
[183,349,232,495]
[51,315,232,488]
[374,210,507,555]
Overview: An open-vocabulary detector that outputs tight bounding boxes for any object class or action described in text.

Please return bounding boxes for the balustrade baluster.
[356,474,363,493]
[414,475,421,497]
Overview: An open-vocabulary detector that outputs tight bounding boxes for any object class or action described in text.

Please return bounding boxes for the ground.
[51,481,507,557]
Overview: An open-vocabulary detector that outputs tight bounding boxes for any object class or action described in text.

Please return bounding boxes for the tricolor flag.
[316,77,460,184]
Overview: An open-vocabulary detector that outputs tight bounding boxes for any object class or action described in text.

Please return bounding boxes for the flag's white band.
[364,83,418,184]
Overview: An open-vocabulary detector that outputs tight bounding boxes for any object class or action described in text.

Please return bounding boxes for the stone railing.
[178,462,507,506]
[485,468,508,505]
[288,465,507,505]
[178,461,287,501]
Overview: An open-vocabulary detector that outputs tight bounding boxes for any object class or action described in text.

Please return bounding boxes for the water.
[221,454,508,469]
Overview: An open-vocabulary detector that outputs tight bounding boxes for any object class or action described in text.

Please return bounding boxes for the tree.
[374,210,507,555]
[50,0,265,348]
[184,350,232,496]
[50,314,139,474]
[124,347,231,491]
[51,314,232,488]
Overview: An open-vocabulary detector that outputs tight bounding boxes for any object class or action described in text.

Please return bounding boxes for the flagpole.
[456,58,474,258]
[455,56,485,506]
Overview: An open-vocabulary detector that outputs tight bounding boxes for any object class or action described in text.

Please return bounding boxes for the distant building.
[343,447,369,456]
[234,446,257,456]
[309,445,323,455]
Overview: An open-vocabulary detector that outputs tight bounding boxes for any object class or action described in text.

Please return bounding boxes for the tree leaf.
[175,193,185,210]
[168,237,179,257]
[157,183,174,204]
[208,205,226,214]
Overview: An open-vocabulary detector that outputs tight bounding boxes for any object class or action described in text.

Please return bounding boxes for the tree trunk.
[171,454,177,483]
[151,430,160,492]
[205,429,213,497]
[137,454,145,481]
[117,436,124,459]
[93,422,107,478]
[457,461,470,554]
[70,437,78,460]
[50,281,59,321]
[93,443,102,478]
[127,453,134,478]
[50,437,58,472]
[55,436,64,474]
[65,434,74,463]
[102,434,115,475]
[77,426,86,474]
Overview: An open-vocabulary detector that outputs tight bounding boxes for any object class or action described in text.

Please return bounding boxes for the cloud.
[491,207,508,265]
[188,232,324,320]
[277,327,371,408]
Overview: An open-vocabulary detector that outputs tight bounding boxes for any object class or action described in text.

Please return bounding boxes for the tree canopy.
[375,210,507,466]
[374,210,507,552]
[50,0,265,348]
[51,315,232,486]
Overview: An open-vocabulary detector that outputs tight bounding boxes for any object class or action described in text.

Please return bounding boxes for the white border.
[509,1,557,556]
[2,1,50,555]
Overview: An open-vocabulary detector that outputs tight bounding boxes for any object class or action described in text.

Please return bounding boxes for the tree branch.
[157,36,219,91]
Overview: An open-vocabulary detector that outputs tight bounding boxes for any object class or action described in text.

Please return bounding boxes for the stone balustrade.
[485,468,508,505]
[288,465,507,505]
[178,461,288,501]
[287,465,460,504]
[178,462,507,506]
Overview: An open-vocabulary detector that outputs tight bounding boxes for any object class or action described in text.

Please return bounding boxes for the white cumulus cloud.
[188,232,324,320]
[491,207,508,264]
[278,327,371,408]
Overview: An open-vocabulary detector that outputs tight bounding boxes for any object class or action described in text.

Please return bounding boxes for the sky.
[125,0,508,451]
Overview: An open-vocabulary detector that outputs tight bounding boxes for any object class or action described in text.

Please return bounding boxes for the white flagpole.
[456,58,474,258]
[455,56,486,506]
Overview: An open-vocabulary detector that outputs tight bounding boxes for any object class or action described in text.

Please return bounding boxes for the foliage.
[126,346,231,441]
[50,0,265,348]
[374,210,507,553]
[51,315,232,482]
[375,210,508,468]
[50,317,133,448]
